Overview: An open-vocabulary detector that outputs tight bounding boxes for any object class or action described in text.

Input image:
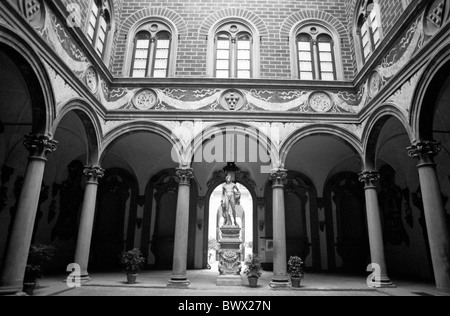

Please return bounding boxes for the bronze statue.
[221,175,241,227]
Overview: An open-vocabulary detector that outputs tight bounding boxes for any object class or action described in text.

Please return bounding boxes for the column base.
[0,284,23,296]
[436,286,450,296]
[270,276,290,289]
[368,276,395,288]
[167,275,190,288]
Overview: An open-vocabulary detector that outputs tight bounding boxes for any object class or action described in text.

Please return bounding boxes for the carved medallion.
[369,71,382,98]
[424,0,449,36]
[219,90,246,111]
[133,89,158,111]
[20,0,46,30]
[85,67,98,93]
[308,92,333,113]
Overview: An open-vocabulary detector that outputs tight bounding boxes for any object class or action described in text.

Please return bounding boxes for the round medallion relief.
[369,71,382,98]
[308,92,333,113]
[20,0,46,30]
[424,0,449,36]
[133,89,158,111]
[85,67,99,93]
[219,90,246,111]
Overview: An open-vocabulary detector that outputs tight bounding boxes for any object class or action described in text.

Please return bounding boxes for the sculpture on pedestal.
[217,175,243,285]
[221,175,241,227]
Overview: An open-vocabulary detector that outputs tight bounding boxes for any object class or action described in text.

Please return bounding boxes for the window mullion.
[148,38,157,77]
[231,37,237,78]
[312,40,319,80]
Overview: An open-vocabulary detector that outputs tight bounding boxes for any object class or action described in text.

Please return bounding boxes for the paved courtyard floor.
[31,266,444,297]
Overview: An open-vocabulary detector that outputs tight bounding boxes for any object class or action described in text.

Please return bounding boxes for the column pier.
[0,134,57,295]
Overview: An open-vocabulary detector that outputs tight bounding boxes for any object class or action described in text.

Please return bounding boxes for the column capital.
[270,169,288,188]
[176,168,194,186]
[408,141,441,165]
[359,170,380,188]
[23,134,57,159]
[83,166,105,183]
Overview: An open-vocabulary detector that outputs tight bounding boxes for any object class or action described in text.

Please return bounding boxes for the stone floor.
[30,266,444,297]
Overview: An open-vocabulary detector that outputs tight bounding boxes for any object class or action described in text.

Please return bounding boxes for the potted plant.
[120,248,146,284]
[23,244,56,296]
[244,254,263,288]
[288,256,305,288]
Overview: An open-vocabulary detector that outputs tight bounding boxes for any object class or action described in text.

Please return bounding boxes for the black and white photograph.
[0,0,449,300]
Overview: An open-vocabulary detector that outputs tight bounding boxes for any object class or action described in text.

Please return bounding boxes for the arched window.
[130,23,172,78]
[356,0,383,63]
[295,26,338,81]
[214,23,254,79]
[87,0,112,59]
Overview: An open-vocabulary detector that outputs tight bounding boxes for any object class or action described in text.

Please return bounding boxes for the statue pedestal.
[217,226,243,286]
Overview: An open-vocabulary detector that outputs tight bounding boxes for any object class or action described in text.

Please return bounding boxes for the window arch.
[87,0,113,61]
[129,22,173,78]
[355,0,383,66]
[292,23,341,81]
[208,21,260,79]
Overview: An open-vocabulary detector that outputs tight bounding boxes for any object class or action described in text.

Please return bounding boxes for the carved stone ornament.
[85,67,99,93]
[308,92,333,113]
[218,249,242,276]
[424,0,449,36]
[133,89,158,111]
[23,134,58,158]
[84,165,105,182]
[20,0,46,30]
[219,90,246,111]
[358,170,381,187]
[176,168,194,185]
[270,169,288,187]
[407,141,441,164]
[369,71,382,98]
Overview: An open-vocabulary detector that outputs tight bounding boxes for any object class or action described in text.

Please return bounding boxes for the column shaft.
[409,142,450,294]
[270,169,290,288]
[360,171,393,287]
[73,166,104,282]
[168,168,193,287]
[0,135,57,294]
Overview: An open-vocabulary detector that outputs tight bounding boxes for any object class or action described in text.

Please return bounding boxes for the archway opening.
[368,115,431,281]
[283,133,363,272]
[0,47,40,266]
[207,182,254,269]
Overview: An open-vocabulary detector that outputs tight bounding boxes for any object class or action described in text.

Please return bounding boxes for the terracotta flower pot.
[248,277,259,288]
[291,277,302,288]
[127,273,138,284]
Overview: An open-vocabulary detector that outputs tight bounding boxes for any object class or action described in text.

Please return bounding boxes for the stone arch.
[280,9,348,41]
[363,105,414,170]
[118,7,186,77]
[52,99,103,166]
[118,7,188,39]
[410,42,450,142]
[0,24,55,135]
[279,124,364,166]
[189,122,279,168]
[100,121,183,165]
[198,8,269,41]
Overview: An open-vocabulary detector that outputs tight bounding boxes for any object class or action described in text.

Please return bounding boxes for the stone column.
[408,141,450,294]
[73,166,104,282]
[0,134,57,294]
[168,168,194,288]
[270,168,290,288]
[359,171,393,287]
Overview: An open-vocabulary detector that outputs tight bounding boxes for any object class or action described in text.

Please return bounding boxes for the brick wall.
[379,0,405,35]
[112,0,354,80]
